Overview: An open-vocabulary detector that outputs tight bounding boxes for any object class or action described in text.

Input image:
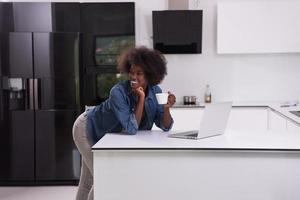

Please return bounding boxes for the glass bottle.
[204,84,211,103]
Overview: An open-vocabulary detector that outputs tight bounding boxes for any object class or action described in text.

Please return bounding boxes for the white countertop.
[174,101,280,108]
[173,101,300,125]
[174,101,274,108]
[92,130,300,151]
[91,101,300,152]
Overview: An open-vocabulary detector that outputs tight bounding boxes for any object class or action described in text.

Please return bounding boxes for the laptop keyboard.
[182,131,198,137]
[186,133,198,137]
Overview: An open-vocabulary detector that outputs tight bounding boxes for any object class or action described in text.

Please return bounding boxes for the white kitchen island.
[92,130,300,200]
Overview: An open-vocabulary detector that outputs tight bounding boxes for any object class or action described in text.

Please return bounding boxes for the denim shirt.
[86,80,174,145]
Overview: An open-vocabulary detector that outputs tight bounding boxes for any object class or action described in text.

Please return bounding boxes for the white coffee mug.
[155,93,168,104]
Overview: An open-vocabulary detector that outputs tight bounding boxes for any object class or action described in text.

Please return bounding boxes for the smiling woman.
[72,46,176,200]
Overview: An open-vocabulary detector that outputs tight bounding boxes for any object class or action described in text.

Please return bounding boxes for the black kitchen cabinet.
[80,3,135,106]
[13,3,52,32]
[80,2,134,34]
[12,2,80,32]
[80,2,135,68]
[52,3,81,32]
[0,3,13,32]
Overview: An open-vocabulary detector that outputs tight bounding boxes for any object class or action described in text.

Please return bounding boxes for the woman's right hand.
[133,86,145,99]
[133,86,145,126]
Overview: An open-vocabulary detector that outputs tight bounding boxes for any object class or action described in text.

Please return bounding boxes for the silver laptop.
[168,102,232,140]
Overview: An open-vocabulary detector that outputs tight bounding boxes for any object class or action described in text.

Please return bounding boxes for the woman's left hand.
[164,91,176,108]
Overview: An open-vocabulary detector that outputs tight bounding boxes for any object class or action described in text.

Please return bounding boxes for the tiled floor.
[0,186,77,200]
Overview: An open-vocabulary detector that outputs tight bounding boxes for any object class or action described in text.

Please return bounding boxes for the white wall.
[161,0,300,103]
[9,0,300,103]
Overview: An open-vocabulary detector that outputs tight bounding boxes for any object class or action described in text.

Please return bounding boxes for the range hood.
[152,10,203,54]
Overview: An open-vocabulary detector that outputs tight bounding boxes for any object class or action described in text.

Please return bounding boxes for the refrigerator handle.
[28,78,34,110]
[0,78,3,120]
[0,96,3,121]
[34,78,40,110]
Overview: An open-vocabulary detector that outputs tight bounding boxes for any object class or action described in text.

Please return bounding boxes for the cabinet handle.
[0,78,3,120]
[34,78,40,110]
[28,78,34,110]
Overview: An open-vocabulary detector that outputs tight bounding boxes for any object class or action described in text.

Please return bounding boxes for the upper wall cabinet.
[80,2,135,69]
[12,2,80,32]
[217,1,300,54]
[80,3,135,35]
[0,3,14,32]
[51,3,80,32]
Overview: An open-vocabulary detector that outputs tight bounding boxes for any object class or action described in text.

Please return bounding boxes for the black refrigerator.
[0,31,80,185]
